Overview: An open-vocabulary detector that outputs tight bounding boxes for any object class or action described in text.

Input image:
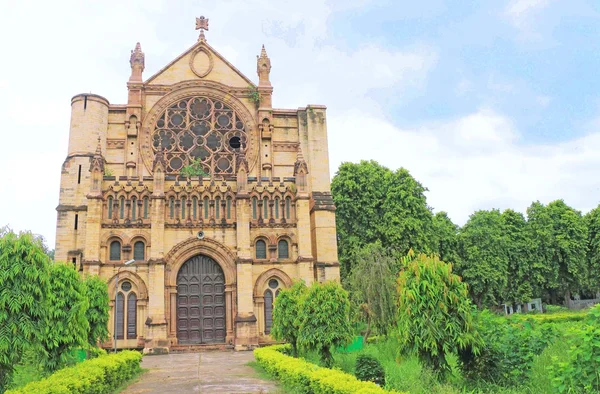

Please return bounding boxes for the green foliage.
[103,168,114,177]
[40,263,89,372]
[180,157,209,178]
[457,209,509,308]
[355,354,386,386]
[584,206,600,292]
[253,345,401,393]
[397,253,481,378]
[501,209,535,304]
[6,350,142,394]
[83,275,110,348]
[346,244,397,340]
[331,160,436,278]
[248,85,261,105]
[461,310,558,386]
[0,228,50,391]
[297,281,353,367]
[550,304,600,393]
[431,211,460,266]
[271,281,307,355]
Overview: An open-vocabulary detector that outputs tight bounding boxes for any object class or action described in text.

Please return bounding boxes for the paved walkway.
[122,351,279,394]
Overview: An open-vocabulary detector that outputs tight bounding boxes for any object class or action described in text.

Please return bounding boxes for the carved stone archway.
[164,237,237,345]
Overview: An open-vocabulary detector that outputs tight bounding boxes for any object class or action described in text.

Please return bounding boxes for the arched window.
[143,197,149,219]
[127,292,137,339]
[116,292,125,339]
[215,197,220,219]
[278,239,289,259]
[110,240,121,261]
[119,197,125,219]
[133,241,145,261]
[256,240,267,259]
[204,197,209,219]
[192,197,198,219]
[131,197,137,221]
[285,197,291,219]
[275,197,280,219]
[263,197,269,219]
[169,197,175,219]
[107,196,113,219]
[226,197,232,219]
[252,197,257,220]
[181,197,186,218]
[264,278,281,335]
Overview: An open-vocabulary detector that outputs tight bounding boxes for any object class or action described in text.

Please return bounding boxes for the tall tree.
[457,209,509,308]
[346,243,397,340]
[431,211,460,266]
[0,228,50,390]
[501,209,535,304]
[271,281,308,356]
[41,264,89,372]
[584,205,600,294]
[331,160,434,277]
[526,201,556,300]
[83,275,110,348]
[546,200,587,303]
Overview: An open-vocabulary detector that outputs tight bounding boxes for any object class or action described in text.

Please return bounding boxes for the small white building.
[503,298,542,315]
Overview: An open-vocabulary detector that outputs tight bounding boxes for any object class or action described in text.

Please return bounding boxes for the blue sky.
[1,0,600,248]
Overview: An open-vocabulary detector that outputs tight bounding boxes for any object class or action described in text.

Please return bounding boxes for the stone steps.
[170,343,234,353]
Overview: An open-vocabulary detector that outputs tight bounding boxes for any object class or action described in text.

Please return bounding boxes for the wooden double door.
[176,255,226,344]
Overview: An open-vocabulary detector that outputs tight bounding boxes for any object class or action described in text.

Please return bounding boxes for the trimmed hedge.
[254,345,403,393]
[6,350,142,394]
[508,311,586,324]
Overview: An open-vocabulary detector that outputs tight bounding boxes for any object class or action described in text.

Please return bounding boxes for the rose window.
[151,96,248,175]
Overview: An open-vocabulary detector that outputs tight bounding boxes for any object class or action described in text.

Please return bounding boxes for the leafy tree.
[457,209,509,308]
[271,281,307,356]
[83,275,110,348]
[180,157,209,178]
[526,201,556,301]
[331,160,434,278]
[297,281,353,367]
[346,243,397,340]
[431,211,460,266]
[501,209,535,305]
[585,205,600,294]
[40,263,89,372]
[397,253,481,378]
[0,228,50,390]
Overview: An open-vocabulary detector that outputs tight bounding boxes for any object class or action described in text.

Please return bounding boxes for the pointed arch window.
[110,240,121,261]
[181,196,186,218]
[143,197,149,219]
[169,197,175,219]
[263,197,269,219]
[252,197,258,220]
[285,197,291,219]
[204,197,210,219]
[127,292,137,339]
[278,239,289,259]
[116,292,125,339]
[215,197,221,219]
[264,278,281,335]
[226,197,232,219]
[131,197,137,221]
[119,197,125,219]
[192,197,198,219]
[256,240,267,259]
[107,196,113,219]
[275,197,280,219]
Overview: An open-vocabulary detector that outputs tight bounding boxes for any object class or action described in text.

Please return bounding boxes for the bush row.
[6,351,142,394]
[508,311,586,324]
[254,345,402,394]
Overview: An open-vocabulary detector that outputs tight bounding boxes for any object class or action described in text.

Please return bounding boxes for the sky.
[1,0,600,249]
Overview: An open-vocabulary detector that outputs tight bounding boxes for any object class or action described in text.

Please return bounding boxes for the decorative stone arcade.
[54,16,340,354]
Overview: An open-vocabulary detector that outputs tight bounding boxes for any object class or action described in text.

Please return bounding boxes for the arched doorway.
[176,255,226,344]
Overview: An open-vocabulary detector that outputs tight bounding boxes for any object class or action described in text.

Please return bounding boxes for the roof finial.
[95,136,102,156]
[195,16,209,42]
[129,42,145,82]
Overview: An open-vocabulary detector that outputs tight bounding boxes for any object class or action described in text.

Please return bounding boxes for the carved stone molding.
[107,139,126,149]
[189,46,214,78]
[273,141,299,152]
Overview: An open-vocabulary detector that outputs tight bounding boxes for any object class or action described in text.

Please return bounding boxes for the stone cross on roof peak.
[196,16,209,42]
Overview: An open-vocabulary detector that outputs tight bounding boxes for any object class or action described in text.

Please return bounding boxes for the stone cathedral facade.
[54,20,340,353]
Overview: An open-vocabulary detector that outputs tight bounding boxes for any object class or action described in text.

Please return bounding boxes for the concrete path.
[122,351,280,394]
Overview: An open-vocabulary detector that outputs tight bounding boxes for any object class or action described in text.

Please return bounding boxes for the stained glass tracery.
[152,96,247,175]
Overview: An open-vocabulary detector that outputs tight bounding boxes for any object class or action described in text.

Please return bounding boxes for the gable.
[145,41,255,88]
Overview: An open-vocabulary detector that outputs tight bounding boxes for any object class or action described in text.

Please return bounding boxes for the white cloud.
[504,0,553,40]
[328,109,600,225]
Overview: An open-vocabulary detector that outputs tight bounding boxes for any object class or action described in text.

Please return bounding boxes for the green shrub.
[271,281,307,355]
[461,310,558,386]
[355,354,385,386]
[83,275,110,348]
[397,253,481,378]
[6,350,142,394]
[254,345,402,393]
[550,305,600,393]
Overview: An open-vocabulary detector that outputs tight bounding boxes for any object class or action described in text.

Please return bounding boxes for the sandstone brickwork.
[54,22,339,353]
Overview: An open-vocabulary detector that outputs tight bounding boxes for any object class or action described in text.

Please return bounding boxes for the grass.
[112,367,147,394]
[246,361,292,394]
